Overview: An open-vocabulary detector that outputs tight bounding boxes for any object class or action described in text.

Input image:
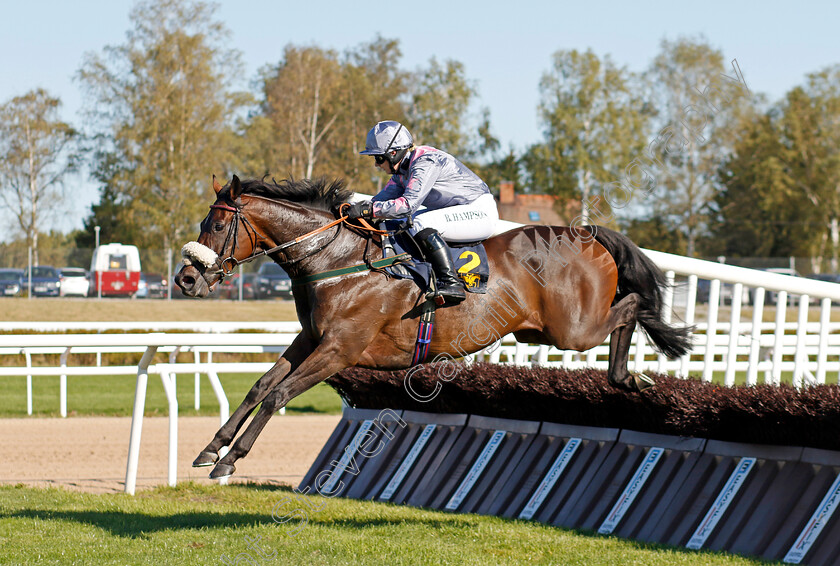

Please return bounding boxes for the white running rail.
[479,250,840,387]
[0,332,297,494]
[2,249,840,494]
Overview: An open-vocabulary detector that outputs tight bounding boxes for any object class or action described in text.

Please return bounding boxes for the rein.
[205,198,394,282]
[206,202,342,276]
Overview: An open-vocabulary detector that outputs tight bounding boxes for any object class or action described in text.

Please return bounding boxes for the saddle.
[380,221,490,295]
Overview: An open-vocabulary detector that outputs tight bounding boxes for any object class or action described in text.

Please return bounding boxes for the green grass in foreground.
[0,483,778,566]
[0,374,343,418]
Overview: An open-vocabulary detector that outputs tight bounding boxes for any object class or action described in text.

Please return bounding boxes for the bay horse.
[175,175,692,479]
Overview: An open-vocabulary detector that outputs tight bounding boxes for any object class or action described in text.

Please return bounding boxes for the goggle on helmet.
[360,120,413,167]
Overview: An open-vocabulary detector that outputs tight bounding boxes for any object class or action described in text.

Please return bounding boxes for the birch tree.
[341,36,408,193]
[260,46,344,180]
[406,58,478,158]
[645,37,753,256]
[77,0,245,251]
[530,49,646,222]
[0,89,78,265]
[783,66,840,271]
[712,71,840,269]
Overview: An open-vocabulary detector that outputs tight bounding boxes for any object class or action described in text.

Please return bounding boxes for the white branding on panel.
[321,419,374,494]
[379,424,437,501]
[445,430,506,511]
[686,457,756,550]
[783,472,840,564]
[519,438,582,520]
[598,447,664,535]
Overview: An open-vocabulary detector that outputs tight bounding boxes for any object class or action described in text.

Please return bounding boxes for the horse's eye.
[213,222,224,232]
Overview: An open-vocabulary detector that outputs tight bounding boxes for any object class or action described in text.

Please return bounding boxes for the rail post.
[124,344,159,495]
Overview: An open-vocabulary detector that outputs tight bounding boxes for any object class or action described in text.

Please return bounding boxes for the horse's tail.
[585,225,693,359]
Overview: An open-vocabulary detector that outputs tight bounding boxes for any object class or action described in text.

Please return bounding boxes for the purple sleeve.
[372,153,440,218]
[371,178,403,202]
[371,178,410,217]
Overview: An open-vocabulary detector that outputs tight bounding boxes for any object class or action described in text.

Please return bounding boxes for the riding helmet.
[360,120,413,167]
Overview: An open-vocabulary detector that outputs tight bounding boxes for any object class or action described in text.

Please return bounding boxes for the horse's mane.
[224,177,353,212]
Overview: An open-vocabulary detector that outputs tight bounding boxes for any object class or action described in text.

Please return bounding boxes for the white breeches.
[412,193,499,243]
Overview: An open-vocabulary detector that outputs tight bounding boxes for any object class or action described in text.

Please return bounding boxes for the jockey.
[346,120,499,304]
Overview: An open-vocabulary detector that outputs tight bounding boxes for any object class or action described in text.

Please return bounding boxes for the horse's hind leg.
[193,334,314,467]
[605,293,653,392]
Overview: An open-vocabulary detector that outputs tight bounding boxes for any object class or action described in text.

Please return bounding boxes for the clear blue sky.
[2,0,838,235]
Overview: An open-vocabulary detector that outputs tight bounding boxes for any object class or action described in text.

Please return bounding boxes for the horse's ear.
[212,175,223,195]
[231,174,243,199]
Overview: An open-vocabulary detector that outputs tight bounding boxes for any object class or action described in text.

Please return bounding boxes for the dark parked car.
[218,272,257,300]
[255,263,292,299]
[140,272,168,298]
[0,268,24,297]
[23,266,62,297]
[808,273,840,284]
[696,279,710,303]
[693,279,749,305]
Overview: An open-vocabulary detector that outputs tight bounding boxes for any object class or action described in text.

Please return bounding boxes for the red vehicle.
[89,243,141,297]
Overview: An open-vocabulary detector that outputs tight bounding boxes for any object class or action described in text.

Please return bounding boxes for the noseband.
[207,203,255,277]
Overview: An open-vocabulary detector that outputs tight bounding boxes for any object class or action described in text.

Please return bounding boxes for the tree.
[619,214,687,255]
[644,36,753,256]
[709,110,810,258]
[77,0,246,252]
[242,36,492,196]
[474,147,522,197]
[779,67,840,271]
[405,58,479,158]
[74,151,142,251]
[711,69,840,270]
[528,49,647,223]
[259,45,344,180]
[0,89,78,265]
[248,37,410,195]
[341,35,409,193]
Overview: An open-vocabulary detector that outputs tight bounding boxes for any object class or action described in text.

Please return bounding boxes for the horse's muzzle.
[175,264,211,298]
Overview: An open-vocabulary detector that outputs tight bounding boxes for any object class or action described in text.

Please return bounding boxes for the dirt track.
[0,414,341,493]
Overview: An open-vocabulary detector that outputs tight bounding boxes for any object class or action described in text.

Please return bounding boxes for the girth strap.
[411,300,436,366]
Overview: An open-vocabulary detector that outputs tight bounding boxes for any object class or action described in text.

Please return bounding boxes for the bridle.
[203,197,387,282]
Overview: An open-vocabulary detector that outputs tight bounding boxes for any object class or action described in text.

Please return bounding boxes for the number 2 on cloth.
[457,251,480,274]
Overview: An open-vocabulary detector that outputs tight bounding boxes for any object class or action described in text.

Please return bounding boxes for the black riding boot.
[417,228,466,305]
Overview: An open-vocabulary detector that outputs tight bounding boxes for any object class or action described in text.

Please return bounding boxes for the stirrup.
[426,290,446,306]
[426,284,465,306]
[425,275,465,306]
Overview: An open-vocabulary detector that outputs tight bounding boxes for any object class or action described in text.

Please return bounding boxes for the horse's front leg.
[193,333,317,467]
[209,336,360,479]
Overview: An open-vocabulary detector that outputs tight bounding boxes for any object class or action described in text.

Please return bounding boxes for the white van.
[89,243,141,297]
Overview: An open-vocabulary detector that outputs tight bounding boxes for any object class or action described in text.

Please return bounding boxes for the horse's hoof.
[192,451,218,467]
[608,376,635,392]
[209,462,236,479]
[633,373,655,392]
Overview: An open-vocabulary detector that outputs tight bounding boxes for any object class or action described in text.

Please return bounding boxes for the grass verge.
[0,483,778,566]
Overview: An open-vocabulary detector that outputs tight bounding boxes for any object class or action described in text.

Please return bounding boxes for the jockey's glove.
[345,201,374,220]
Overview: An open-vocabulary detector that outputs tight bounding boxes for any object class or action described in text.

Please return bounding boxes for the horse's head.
[176,174,356,298]
[175,175,260,298]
